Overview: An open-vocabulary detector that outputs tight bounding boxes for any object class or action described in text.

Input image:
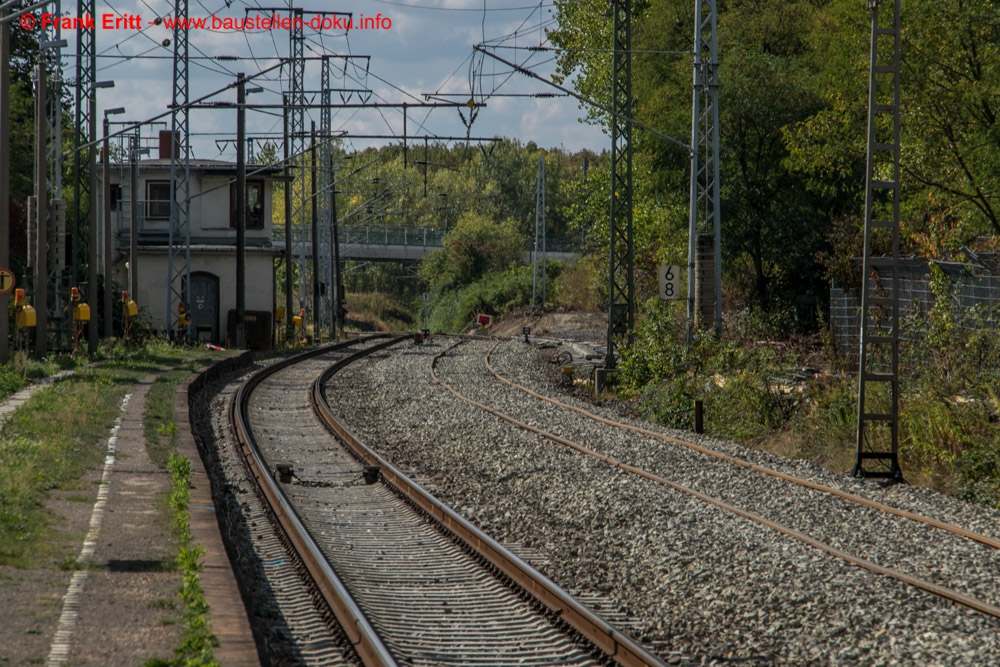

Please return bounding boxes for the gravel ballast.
[323,335,1000,665]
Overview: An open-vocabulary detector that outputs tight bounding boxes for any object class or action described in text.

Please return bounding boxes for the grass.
[139,453,218,667]
[0,351,79,402]
[0,341,218,567]
[144,368,200,468]
[0,380,131,566]
[0,339,227,666]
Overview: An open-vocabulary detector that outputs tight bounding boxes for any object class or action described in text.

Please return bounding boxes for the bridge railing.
[272,225,447,247]
[272,225,584,254]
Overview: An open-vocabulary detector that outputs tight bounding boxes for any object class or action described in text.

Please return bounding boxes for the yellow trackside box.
[73,303,91,322]
[123,300,138,318]
[17,306,37,328]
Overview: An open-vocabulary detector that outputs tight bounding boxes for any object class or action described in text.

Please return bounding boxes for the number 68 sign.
[658,265,682,301]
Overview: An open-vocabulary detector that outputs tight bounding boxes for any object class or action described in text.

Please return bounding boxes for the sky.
[36,0,609,161]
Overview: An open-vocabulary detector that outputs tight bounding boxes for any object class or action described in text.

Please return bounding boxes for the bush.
[420,212,525,293]
[615,302,795,438]
[423,263,563,333]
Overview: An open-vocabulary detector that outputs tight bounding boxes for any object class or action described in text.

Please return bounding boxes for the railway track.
[426,336,1000,620]
[448,340,1000,618]
[319,333,1000,663]
[229,335,665,666]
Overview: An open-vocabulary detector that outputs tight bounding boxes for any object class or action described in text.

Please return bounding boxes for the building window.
[146,181,172,219]
[230,181,264,229]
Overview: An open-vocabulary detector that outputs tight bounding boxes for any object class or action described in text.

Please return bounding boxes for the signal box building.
[104,135,283,347]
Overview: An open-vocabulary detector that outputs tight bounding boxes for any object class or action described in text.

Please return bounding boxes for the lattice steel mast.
[605,0,633,369]
[854,0,902,481]
[167,0,192,339]
[318,55,332,337]
[687,0,721,339]
[35,1,64,356]
[289,8,306,313]
[72,0,93,289]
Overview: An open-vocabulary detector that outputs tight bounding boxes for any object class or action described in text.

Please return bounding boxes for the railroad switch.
[363,465,381,485]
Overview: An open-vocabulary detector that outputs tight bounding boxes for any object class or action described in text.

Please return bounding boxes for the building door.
[187,272,219,342]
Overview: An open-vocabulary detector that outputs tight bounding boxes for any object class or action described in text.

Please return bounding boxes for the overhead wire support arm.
[472,44,689,153]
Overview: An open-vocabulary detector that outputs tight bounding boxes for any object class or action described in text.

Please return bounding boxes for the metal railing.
[273,225,447,247]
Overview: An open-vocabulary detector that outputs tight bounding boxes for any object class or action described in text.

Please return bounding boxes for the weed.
[57,556,84,571]
[161,453,218,666]
[157,422,179,437]
[145,370,194,468]
[149,598,177,610]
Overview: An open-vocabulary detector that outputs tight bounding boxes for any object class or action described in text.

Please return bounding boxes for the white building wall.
[107,159,280,346]
[134,249,275,343]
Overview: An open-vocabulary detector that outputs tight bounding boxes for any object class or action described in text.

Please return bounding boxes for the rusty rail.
[231,336,405,667]
[312,340,667,667]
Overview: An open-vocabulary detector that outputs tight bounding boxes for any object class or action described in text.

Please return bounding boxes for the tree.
[548,0,835,315]
[419,212,524,293]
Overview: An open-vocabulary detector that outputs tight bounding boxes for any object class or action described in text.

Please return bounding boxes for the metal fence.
[831,273,1000,359]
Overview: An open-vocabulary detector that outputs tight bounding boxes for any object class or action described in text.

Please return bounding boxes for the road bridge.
[272,225,581,264]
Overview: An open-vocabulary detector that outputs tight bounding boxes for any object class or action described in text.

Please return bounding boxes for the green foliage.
[343,291,416,332]
[422,264,560,333]
[956,429,1000,508]
[145,369,194,468]
[0,363,27,400]
[157,422,179,437]
[616,304,796,439]
[160,453,219,666]
[420,212,526,293]
[168,453,194,543]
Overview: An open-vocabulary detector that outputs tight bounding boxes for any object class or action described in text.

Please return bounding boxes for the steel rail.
[312,342,667,667]
[231,335,405,667]
[427,337,1000,620]
[482,339,1000,552]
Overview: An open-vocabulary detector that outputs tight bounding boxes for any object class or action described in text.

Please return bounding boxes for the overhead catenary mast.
[688,0,722,340]
[854,0,903,481]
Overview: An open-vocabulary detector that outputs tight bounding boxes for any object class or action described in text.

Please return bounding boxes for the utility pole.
[319,56,333,337]
[129,131,139,301]
[855,0,902,481]
[235,73,246,350]
[74,0,96,331]
[533,155,545,311]
[282,94,293,343]
[102,113,116,337]
[168,0,192,341]
[87,83,99,354]
[329,152,343,339]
